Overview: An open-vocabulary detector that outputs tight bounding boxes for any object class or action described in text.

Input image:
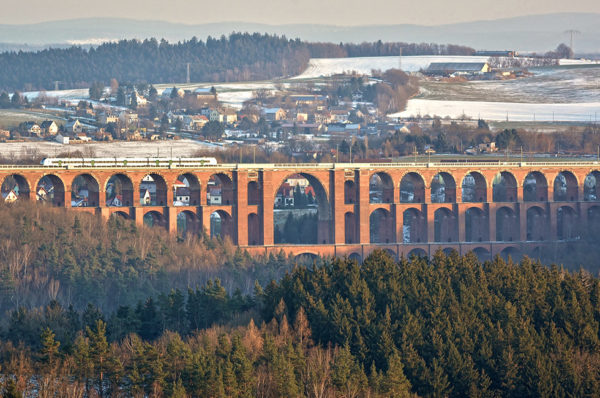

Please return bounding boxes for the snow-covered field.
[389,99,600,122]
[296,55,600,79]
[0,139,217,159]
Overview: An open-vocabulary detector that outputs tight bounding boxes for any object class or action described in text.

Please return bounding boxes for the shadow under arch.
[431,172,456,203]
[492,171,518,202]
[369,172,394,203]
[461,171,486,203]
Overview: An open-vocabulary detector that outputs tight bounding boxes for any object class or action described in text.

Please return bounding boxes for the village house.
[64,119,83,134]
[263,107,286,121]
[119,111,138,125]
[40,121,58,135]
[200,107,220,122]
[97,112,119,125]
[23,122,41,136]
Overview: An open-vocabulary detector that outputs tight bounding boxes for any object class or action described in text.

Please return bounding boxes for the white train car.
[40,157,218,167]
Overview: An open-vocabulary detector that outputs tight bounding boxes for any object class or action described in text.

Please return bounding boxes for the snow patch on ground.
[389,99,600,122]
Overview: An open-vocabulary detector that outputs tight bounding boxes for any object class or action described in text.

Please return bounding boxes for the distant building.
[65,119,83,133]
[263,108,286,121]
[40,121,58,135]
[425,62,490,76]
[474,50,517,57]
[24,122,41,136]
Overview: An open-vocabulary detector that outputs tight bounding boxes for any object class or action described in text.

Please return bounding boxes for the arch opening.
[407,248,428,259]
[584,172,600,201]
[177,211,200,238]
[492,171,517,202]
[71,174,99,207]
[207,174,234,205]
[344,180,357,204]
[587,206,600,239]
[247,213,261,245]
[369,172,394,204]
[348,253,362,263]
[1,174,30,203]
[431,173,456,203]
[370,208,395,244]
[274,173,331,244]
[210,210,234,241]
[345,211,358,244]
[553,171,578,202]
[526,206,546,241]
[465,207,488,242]
[523,172,548,202]
[402,208,426,243]
[143,210,166,228]
[499,246,521,262]
[461,172,486,203]
[400,172,425,203]
[106,174,133,207]
[174,174,201,206]
[434,207,457,242]
[557,206,578,241]
[248,181,260,206]
[473,247,491,263]
[140,174,167,206]
[36,175,65,206]
[496,207,518,242]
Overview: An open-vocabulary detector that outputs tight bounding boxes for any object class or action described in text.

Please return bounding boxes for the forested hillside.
[2,245,600,396]
[0,33,311,92]
[0,202,297,314]
[0,34,475,92]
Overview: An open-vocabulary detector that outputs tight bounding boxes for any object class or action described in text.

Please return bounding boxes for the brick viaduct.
[2,161,600,261]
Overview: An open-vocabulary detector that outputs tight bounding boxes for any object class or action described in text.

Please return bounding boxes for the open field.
[0,109,66,129]
[0,139,216,159]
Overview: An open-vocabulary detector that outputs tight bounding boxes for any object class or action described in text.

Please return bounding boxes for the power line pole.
[186,63,191,84]
[564,29,581,55]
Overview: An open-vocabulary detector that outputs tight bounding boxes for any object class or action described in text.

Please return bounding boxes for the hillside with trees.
[2,243,600,396]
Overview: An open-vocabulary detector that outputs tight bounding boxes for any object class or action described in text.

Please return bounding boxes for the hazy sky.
[0,0,598,25]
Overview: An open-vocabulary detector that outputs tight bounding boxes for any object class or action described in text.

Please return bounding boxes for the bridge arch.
[557,206,578,240]
[369,172,394,203]
[344,180,357,204]
[402,208,426,243]
[71,173,99,207]
[465,207,488,242]
[1,174,31,202]
[587,206,600,237]
[207,173,234,205]
[345,211,358,244]
[399,172,425,203]
[177,210,201,238]
[140,173,167,206]
[584,171,600,201]
[36,174,65,206]
[348,252,362,263]
[434,207,457,242]
[247,181,260,205]
[431,172,456,203]
[210,209,234,241]
[499,246,521,262]
[143,210,166,228]
[106,174,134,207]
[473,247,491,262]
[273,172,332,244]
[461,171,486,203]
[496,206,519,242]
[523,172,548,202]
[492,171,518,202]
[111,210,130,219]
[526,206,547,241]
[174,173,201,206]
[370,208,395,243]
[553,171,578,202]
[408,248,428,259]
[247,212,261,245]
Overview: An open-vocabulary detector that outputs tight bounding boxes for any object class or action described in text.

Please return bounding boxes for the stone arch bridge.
[2,160,600,262]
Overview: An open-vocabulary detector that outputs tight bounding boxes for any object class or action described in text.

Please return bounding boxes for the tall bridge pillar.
[358,169,371,244]
[262,170,275,245]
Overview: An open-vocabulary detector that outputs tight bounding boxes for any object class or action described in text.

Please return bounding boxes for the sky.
[0,0,598,26]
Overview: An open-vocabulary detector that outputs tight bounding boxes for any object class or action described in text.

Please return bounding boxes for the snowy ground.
[0,139,217,159]
[295,55,600,79]
[389,99,600,122]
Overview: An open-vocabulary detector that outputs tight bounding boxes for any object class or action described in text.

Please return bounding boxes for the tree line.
[2,249,600,396]
[0,34,476,93]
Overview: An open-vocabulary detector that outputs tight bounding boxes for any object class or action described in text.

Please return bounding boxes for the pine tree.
[381,351,412,397]
[39,327,60,367]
